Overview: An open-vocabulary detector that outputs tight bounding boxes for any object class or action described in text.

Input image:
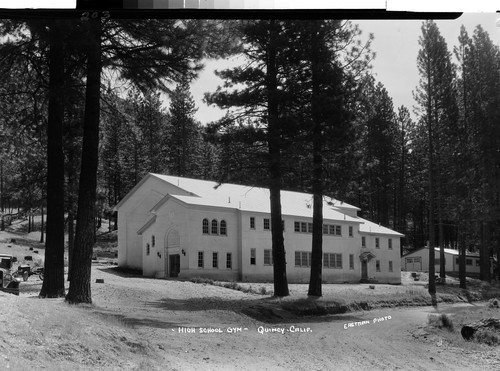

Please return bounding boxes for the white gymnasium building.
[115,173,403,284]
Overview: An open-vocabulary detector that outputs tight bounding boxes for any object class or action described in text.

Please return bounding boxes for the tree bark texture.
[267,19,289,298]
[40,20,66,298]
[66,18,102,304]
[308,27,324,297]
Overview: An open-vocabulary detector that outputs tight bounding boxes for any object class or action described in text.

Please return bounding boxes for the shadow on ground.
[144,295,370,324]
[93,309,188,329]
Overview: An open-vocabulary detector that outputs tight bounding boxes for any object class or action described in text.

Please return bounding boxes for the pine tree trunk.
[427,54,436,299]
[67,211,74,281]
[0,160,3,213]
[308,23,323,297]
[267,19,289,298]
[480,221,491,282]
[66,17,102,304]
[40,203,44,243]
[39,20,66,298]
[459,223,466,289]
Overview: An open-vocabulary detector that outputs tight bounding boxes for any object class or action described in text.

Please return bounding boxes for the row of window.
[294,251,353,269]
[441,258,479,266]
[202,219,227,236]
[198,251,233,269]
[362,236,393,250]
[250,217,273,231]
[294,222,353,237]
[197,249,394,272]
[294,250,393,272]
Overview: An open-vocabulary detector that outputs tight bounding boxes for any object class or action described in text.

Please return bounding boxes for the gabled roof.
[137,215,157,235]
[119,173,403,236]
[357,217,404,237]
[402,246,480,258]
[140,173,360,223]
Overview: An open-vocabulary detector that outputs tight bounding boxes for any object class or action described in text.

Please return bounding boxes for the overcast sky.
[187,13,500,124]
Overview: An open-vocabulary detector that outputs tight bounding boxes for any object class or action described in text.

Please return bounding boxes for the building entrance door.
[361,260,368,281]
[169,254,180,277]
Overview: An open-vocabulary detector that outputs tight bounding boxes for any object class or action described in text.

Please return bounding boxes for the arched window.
[202,218,209,234]
[220,220,227,236]
[211,219,218,235]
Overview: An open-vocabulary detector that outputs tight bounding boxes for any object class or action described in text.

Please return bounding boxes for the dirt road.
[86,266,500,371]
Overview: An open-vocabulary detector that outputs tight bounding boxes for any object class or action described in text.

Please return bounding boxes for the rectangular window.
[301,252,309,267]
[295,251,311,267]
[264,249,273,265]
[151,235,155,247]
[335,254,342,269]
[388,238,392,249]
[226,253,232,269]
[220,221,227,236]
[198,251,204,268]
[389,261,393,272]
[323,253,329,268]
[301,222,307,233]
[264,218,270,230]
[349,226,353,237]
[294,221,300,232]
[335,225,341,236]
[375,238,380,248]
[476,260,480,267]
[376,260,381,272]
[146,243,150,256]
[466,259,472,266]
[250,217,255,230]
[324,253,342,269]
[329,225,336,235]
[213,252,218,269]
[250,249,256,265]
[323,224,329,234]
[307,223,313,233]
[295,251,301,266]
[362,236,366,247]
[349,254,354,270]
[456,258,459,265]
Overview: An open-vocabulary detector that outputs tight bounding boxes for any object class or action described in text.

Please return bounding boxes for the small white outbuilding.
[401,247,481,275]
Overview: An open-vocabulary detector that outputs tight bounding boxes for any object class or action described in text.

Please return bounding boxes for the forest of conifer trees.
[0,17,499,301]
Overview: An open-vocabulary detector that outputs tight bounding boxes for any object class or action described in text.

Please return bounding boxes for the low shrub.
[428,313,454,331]
[488,298,499,309]
[190,277,214,285]
[474,329,500,346]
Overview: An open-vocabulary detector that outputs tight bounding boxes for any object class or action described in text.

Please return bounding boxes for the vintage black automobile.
[0,254,21,295]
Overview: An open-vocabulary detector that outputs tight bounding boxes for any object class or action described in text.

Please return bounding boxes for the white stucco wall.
[359,233,401,284]
[116,177,168,270]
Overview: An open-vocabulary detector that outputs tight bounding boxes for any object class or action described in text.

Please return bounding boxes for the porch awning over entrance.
[360,251,376,261]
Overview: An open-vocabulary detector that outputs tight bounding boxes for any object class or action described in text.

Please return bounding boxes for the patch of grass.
[190,277,215,285]
[428,313,454,331]
[190,278,270,295]
[474,328,500,346]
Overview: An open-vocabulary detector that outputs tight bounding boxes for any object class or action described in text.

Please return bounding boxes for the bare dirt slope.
[88,266,500,371]
[2,264,499,370]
